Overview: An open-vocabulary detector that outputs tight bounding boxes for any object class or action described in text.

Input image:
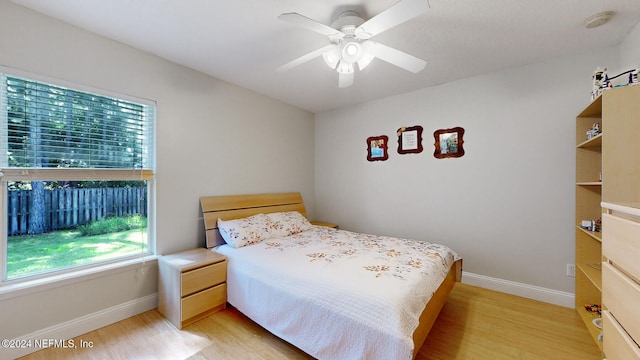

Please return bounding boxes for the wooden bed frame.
[200,192,462,358]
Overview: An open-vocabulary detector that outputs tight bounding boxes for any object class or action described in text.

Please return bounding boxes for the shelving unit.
[574,85,640,353]
[575,93,603,350]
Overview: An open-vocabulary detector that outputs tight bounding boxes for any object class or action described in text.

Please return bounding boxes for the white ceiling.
[11,0,640,113]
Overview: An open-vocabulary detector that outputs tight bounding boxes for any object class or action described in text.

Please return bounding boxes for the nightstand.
[311,221,338,229]
[158,248,227,329]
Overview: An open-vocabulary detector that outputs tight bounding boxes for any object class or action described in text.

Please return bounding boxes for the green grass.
[7,216,148,279]
[77,215,147,236]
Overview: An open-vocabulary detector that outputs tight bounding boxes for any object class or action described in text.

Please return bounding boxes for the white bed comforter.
[216,226,458,360]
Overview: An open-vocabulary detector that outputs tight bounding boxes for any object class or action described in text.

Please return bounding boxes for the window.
[0,69,155,281]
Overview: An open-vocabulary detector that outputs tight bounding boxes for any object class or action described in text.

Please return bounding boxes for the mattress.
[215,225,459,360]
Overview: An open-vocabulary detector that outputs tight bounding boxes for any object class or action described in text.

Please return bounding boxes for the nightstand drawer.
[182,261,226,297]
[182,283,227,321]
[603,310,640,360]
[603,213,640,280]
[603,261,640,344]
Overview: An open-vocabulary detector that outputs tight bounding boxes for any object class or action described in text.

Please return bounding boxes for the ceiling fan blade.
[279,13,344,38]
[356,0,430,38]
[339,72,354,88]
[277,44,337,72]
[373,42,426,73]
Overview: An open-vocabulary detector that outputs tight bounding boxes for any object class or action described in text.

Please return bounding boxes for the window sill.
[0,255,158,301]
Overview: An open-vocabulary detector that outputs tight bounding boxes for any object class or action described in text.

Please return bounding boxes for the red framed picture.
[397,126,423,154]
[433,127,465,159]
[366,135,388,161]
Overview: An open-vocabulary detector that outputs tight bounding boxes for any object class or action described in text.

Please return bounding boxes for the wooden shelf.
[578,94,603,117]
[577,226,602,242]
[576,182,602,186]
[577,133,602,148]
[577,262,602,292]
[576,306,603,351]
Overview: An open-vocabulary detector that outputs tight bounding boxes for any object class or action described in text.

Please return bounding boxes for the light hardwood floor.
[20,283,601,360]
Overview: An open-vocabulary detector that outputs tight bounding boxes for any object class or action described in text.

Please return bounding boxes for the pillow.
[267,211,313,237]
[217,214,274,248]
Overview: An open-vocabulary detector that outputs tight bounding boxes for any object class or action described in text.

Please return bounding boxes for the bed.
[200,192,462,359]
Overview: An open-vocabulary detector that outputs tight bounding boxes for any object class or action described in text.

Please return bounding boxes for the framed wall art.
[433,127,465,159]
[366,135,389,161]
[397,126,423,154]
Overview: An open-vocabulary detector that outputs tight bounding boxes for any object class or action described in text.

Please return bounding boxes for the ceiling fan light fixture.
[341,41,362,63]
[357,40,376,70]
[278,0,430,87]
[357,52,374,71]
[337,60,354,74]
[345,42,359,55]
[322,48,341,69]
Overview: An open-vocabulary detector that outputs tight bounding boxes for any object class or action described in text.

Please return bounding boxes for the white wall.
[620,22,640,71]
[0,0,314,352]
[314,48,619,300]
[1,0,638,353]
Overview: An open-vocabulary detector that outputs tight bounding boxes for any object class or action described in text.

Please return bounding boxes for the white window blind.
[0,73,155,180]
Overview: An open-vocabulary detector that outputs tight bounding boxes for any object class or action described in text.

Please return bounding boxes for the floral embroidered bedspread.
[265,226,457,280]
[216,226,460,360]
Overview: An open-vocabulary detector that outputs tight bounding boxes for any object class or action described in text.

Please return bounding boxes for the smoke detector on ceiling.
[584,11,615,29]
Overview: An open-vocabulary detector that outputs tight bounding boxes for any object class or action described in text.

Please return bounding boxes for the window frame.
[0,66,156,284]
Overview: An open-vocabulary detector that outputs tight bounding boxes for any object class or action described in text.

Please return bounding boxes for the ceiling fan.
[276,0,430,88]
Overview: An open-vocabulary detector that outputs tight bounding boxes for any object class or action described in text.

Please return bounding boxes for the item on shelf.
[586,122,601,140]
[630,68,639,85]
[593,317,602,329]
[580,218,601,232]
[585,303,602,315]
[591,67,640,100]
[591,67,608,100]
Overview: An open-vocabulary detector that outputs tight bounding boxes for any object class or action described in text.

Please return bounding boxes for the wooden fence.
[7,187,147,236]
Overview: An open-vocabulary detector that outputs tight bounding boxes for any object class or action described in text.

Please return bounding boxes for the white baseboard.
[462,271,575,308]
[3,293,157,360]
